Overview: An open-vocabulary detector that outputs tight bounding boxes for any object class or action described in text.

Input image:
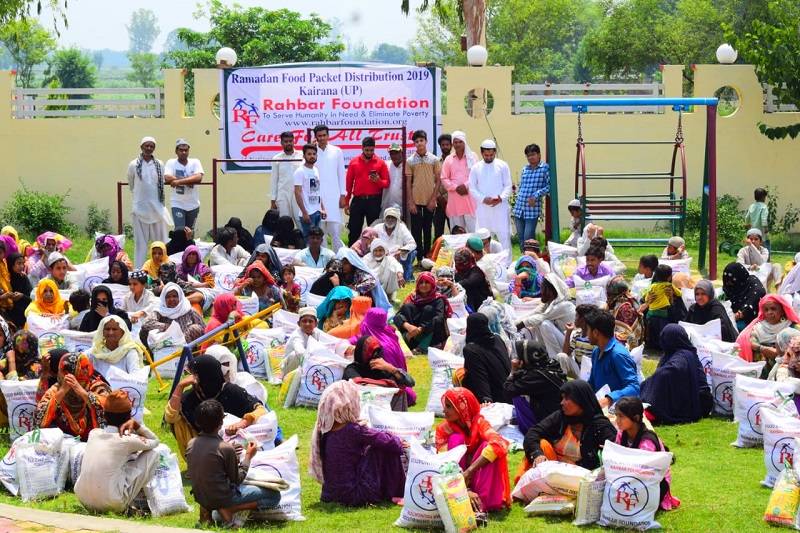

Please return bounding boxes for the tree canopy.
[43,48,97,88]
[371,43,411,65]
[0,18,56,87]
[0,0,68,35]
[127,8,160,54]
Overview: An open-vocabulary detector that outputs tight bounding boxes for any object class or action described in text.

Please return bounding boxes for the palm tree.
[400,0,486,48]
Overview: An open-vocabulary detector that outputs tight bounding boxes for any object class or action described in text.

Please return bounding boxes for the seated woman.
[121,270,158,324]
[165,227,195,256]
[2,251,32,330]
[327,296,372,340]
[454,248,491,312]
[233,260,283,312]
[34,352,110,441]
[166,354,273,458]
[685,280,738,342]
[205,293,244,333]
[504,340,566,435]
[309,380,406,507]
[26,232,73,285]
[661,236,688,260]
[209,227,250,267]
[394,272,451,352]
[516,273,575,359]
[87,315,145,376]
[363,239,404,301]
[310,259,342,296]
[241,243,283,281]
[316,286,354,333]
[26,278,69,318]
[435,265,461,298]
[140,241,168,281]
[205,344,267,404]
[350,228,378,258]
[640,324,712,424]
[270,216,305,249]
[0,330,41,380]
[79,285,131,332]
[95,234,133,271]
[344,336,416,411]
[737,228,770,270]
[723,262,766,331]
[177,245,216,312]
[1,226,29,257]
[336,247,391,310]
[769,332,800,381]
[225,217,255,253]
[35,348,67,402]
[460,313,510,404]
[252,209,280,248]
[139,282,205,347]
[606,276,643,349]
[436,388,511,512]
[737,294,800,378]
[352,307,416,405]
[523,380,616,470]
[614,397,680,511]
[102,260,129,286]
[513,256,541,299]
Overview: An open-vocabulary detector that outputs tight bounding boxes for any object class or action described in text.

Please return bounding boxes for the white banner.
[222,62,442,170]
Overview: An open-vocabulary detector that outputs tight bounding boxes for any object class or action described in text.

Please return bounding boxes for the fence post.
[154,87,162,118]
[513,84,519,115]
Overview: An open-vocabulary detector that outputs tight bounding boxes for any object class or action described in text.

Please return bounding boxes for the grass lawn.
[0,231,790,531]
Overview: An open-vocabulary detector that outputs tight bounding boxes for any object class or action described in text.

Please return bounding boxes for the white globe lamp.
[216,47,238,68]
[466,45,488,67]
[716,44,737,64]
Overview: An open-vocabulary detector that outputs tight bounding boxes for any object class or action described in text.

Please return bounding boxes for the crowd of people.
[0,126,796,529]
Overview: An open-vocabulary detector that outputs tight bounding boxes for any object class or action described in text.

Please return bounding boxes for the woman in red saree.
[435,387,511,512]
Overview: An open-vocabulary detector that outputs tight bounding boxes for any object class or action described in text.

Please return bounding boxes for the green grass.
[0,232,790,531]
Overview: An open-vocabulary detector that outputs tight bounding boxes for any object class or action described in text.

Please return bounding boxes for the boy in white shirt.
[164,138,204,231]
[294,143,327,237]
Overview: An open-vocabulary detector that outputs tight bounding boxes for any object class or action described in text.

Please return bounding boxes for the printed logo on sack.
[246,341,266,368]
[2,445,16,466]
[83,275,104,292]
[120,386,142,411]
[296,276,309,295]
[608,476,649,517]
[410,470,437,511]
[702,359,712,376]
[714,381,734,413]
[12,403,35,434]
[38,332,64,352]
[217,273,238,292]
[770,437,795,471]
[258,464,282,480]
[305,365,334,396]
[747,402,765,435]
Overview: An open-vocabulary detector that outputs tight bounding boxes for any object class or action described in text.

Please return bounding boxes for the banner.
[222,62,442,171]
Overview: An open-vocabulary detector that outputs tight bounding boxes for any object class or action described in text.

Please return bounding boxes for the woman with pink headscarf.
[95,234,133,270]
[350,228,378,257]
[26,232,73,283]
[737,294,800,378]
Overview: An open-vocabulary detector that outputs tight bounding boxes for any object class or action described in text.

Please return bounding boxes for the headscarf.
[243,243,282,279]
[188,354,226,399]
[353,308,406,371]
[158,261,179,284]
[451,130,478,167]
[261,209,280,236]
[142,241,168,279]
[225,216,254,252]
[403,272,453,318]
[606,276,636,310]
[335,247,391,311]
[351,228,378,257]
[95,235,121,268]
[686,279,738,343]
[205,344,239,384]
[6,252,30,294]
[515,339,551,368]
[737,294,800,362]
[33,232,72,256]
[79,285,131,333]
[238,259,277,288]
[206,293,243,333]
[454,247,477,275]
[40,348,68,394]
[722,262,765,322]
[0,235,18,257]
[465,313,497,346]
[90,315,145,364]
[103,260,129,286]
[777,328,800,355]
[157,282,193,320]
[177,245,211,280]
[0,316,12,354]
[560,380,603,426]
[0,241,11,293]
[309,380,361,483]
[694,279,715,301]
[273,216,304,249]
[668,236,685,249]
[166,228,194,256]
[10,330,39,376]
[327,296,372,340]
[316,286,354,322]
[1,226,29,255]
[31,278,65,316]
[514,256,541,297]
[353,335,382,369]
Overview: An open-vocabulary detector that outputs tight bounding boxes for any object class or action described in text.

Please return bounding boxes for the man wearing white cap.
[165,138,204,232]
[282,307,322,376]
[565,198,582,247]
[375,206,417,281]
[469,139,512,252]
[440,130,477,232]
[476,227,502,255]
[127,137,172,268]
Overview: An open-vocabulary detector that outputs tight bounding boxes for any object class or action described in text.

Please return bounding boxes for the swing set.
[542,97,720,278]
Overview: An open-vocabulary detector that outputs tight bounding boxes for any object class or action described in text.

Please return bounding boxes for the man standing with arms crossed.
[469,139,512,252]
[345,136,389,245]
[440,131,478,232]
[405,130,441,266]
[128,136,172,268]
[164,138,203,232]
[313,125,346,251]
[271,131,303,221]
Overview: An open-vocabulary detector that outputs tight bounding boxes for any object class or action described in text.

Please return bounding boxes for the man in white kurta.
[468,139,512,252]
[313,126,346,251]
[271,131,303,221]
[127,136,172,268]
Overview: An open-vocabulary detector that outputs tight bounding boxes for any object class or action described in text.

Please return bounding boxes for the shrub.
[684,193,743,246]
[85,202,111,237]
[766,186,800,236]
[0,181,77,236]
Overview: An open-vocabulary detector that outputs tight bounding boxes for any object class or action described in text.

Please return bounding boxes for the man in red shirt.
[345,136,389,245]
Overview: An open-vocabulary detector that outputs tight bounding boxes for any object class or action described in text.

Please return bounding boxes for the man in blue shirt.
[512,143,549,254]
[585,310,640,408]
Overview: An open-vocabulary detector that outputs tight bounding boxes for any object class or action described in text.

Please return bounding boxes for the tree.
[0,0,68,35]
[728,0,800,139]
[370,43,411,65]
[43,48,97,89]
[163,1,343,71]
[127,8,160,53]
[402,0,486,49]
[409,11,465,67]
[163,28,188,54]
[91,50,104,70]
[127,52,160,87]
[342,39,369,61]
[0,18,56,87]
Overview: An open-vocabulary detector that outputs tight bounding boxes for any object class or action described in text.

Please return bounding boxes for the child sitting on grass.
[565,199,582,247]
[280,264,301,313]
[639,264,681,350]
[187,399,280,528]
[661,236,688,260]
[68,289,91,330]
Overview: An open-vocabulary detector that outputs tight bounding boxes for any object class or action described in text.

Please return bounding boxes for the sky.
[42,0,425,52]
